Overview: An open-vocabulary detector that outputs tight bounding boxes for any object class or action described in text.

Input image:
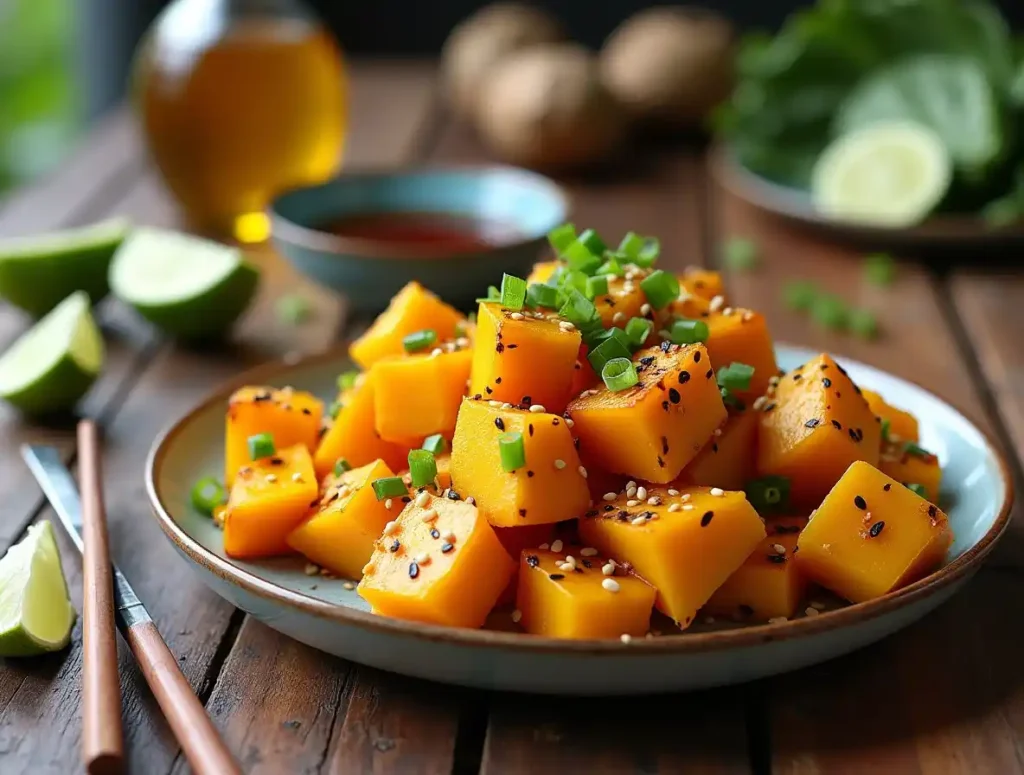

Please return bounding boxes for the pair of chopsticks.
[24,422,241,775]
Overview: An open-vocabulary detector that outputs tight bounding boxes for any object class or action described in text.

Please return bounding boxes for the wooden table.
[1,60,1023,775]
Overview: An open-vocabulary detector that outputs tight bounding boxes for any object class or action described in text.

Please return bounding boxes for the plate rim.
[145,344,1015,656]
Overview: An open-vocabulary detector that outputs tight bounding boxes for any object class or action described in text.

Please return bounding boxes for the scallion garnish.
[880,419,891,442]
[559,289,599,330]
[372,476,407,500]
[499,431,526,472]
[500,273,528,310]
[247,433,275,461]
[848,309,879,339]
[639,269,679,310]
[864,252,896,286]
[578,228,607,256]
[597,256,625,277]
[586,275,609,299]
[475,286,501,304]
[402,329,437,353]
[408,449,438,488]
[722,237,758,271]
[334,458,352,476]
[745,476,791,514]
[625,317,652,348]
[559,269,590,298]
[337,370,360,391]
[547,223,577,253]
[618,232,645,259]
[904,441,931,458]
[667,318,709,345]
[783,280,819,312]
[716,362,755,392]
[587,335,632,375]
[635,238,660,268]
[526,283,558,309]
[454,320,469,338]
[191,477,227,516]
[811,294,849,330]
[422,434,447,455]
[327,400,342,419]
[276,293,312,325]
[906,483,928,497]
[720,386,746,411]
[602,357,639,391]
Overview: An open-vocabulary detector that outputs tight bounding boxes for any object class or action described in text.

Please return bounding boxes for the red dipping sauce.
[319,211,521,253]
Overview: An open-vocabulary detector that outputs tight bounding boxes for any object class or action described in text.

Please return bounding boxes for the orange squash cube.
[225,386,323,488]
[703,309,779,401]
[705,516,809,622]
[567,343,727,483]
[223,443,318,559]
[863,389,920,443]
[349,282,465,369]
[313,379,408,479]
[757,354,881,507]
[286,459,405,578]
[357,493,515,628]
[678,268,724,301]
[675,408,758,491]
[450,398,590,527]
[878,442,942,503]
[370,343,473,444]
[796,461,953,603]
[516,548,656,639]
[495,523,557,605]
[527,260,560,285]
[594,274,649,330]
[578,486,766,627]
[570,343,601,395]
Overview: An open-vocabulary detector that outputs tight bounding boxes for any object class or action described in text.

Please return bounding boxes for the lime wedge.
[0,291,104,415]
[0,218,130,317]
[109,228,259,340]
[811,121,952,228]
[0,521,76,657]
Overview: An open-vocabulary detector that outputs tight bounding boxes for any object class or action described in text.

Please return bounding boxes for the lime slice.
[0,291,104,414]
[0,218,130,317]
[109,228,259,340]
[0,521,76,656]
[811,121,952,228]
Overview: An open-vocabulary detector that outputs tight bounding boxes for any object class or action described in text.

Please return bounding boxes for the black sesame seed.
[495,343,504,353]
[603,504,615,512]
[408,562,420,579]
[657,455,665,468]
[519,508,527,517]
[820,363,829,370]
[549,573,565,581]
[573,567,584,574]
[485,386,493,394]
[269,457,284,466]
[528,424,534,437]
[582,559,593,568]
[712,443,719,453]
[494,418,505,431]
[739,604,754,617]
[661,436,669,454]
[574,437,581,450]
[441,543,454,553]
[641,356,656,367]
[774,524,801,534]
[473,393,482,400]
[869,521,885,537]
[854,495,867,510]
[447,490,461,501]
[527,470,535,478]
[301,407,312,415]
[552,417,560,425]
[526,554,539,568]
[430,528,440,539]
[805,418,821,428]
[389,539,400,553]
[668,388,681,404]
[883,483,892,492]
[678,370,691,384]
[763,403,776,412]
[522,395,532,405]
[495,377,502,384]
[928,505,937,517]
[662,400,670,411]
[694,351,701,363]
[585,509,599,518]
[701,511,714,527]
[402,495,411,503]
[849,428,859,442]
[507,344,518,349]
[832,420,842,430]
[766,554,786,564]
[823,378,832,388]
[793,373,803,381]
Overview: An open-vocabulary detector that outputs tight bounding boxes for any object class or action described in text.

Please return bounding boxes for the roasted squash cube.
[223,443,318,559]
[225,386,323,488]
[675,408,758,491]
[313,379,408,479]
[863,388,920,443]
[349,282,465,369]
[878,442,942,504]
[704,309,779,401]
[594,274,649,330]
[757,353,881,506]
[578,486,766,627]
[679,268,724,301]
[450,398,590,527]
[495,523,557,605]
[527,260,560,285]
[705,516,808,622]
[357,493,515,628]
[796,461,953,603]
[570,343,600,395]
[516,548,656,639]
[370,343,473,444]
[567,343,727,483]
[469,301,581,414]
[286,459,405,578]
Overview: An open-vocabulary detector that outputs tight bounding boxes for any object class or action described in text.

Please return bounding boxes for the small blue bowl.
[269,166,570,313]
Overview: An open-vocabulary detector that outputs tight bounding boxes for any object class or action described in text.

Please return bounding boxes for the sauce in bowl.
[318,211,521,253]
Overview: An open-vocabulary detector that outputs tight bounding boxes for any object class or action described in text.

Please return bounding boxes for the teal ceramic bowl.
[269,167,569,314]
[146,344,1013,695]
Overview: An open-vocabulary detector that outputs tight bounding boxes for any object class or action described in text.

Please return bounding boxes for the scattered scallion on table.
[811,294,849,330]
[864,252,896,286]
[783,280,819,312]
[275,293,312,325]
[848,309,879,339]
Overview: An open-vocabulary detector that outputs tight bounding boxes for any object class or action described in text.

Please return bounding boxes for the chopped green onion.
[372,476,407,500]
[548,223,577,253]
[639,269,679,310]
[191,477,227,516]
[475,286,501,304]
[745,476,791,514]
[500,273,528,310]
[904,441,932,458]
[422,434,447,455]
[635,238,660,268]
[334,458,352,476]
[783,280,819,312]
[578,229,607,256]
[559,268,590,297]
[602,357,639,391]
[864,252,896,286]
[722,238,758,271]
[563,247,602,276]
[588,335,632,375]
[408,450,438,489]
[720,386,746,411]
[597,256,625,277]
[906,483,928,497]
[588,325,632,352]
[327,400,342,419]
[559,289,599,330]
[625,317,653,348]
[586,275,609,299]
[618,232,645,259]
[811,294,849,330]
[337,370,360,391]
[526,283,559,309]
[716,362,755,392]
[848,309,879,339]
[880,419,891,442]
[545,265,565,287]
[402,329,437,353]
[667,317,709,345]
[247,433,275,461]
[276,293,312,325]
[499,432,526,472]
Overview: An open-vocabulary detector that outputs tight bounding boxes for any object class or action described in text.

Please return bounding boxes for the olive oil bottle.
[133,0,347,242]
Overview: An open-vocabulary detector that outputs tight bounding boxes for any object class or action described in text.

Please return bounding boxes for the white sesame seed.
[713,428,723,437]
[421,509,438,523]
[511,609,523,623]
[559,320,575,331]
[382,521,399,536]
[502,402,513,410]
[635,486,647,500]
[578,466,588,479]
[320,569,334,579]
[550,539,564,553]
[456,337,471,348]
[768,617,789,625]
[580,547,599,557]
[415,491,430,508]
[640,303,651,316]
[384,498,393,510]
[626,481,637,489]
[620,634,632,644]
[414,553,431,566]
[558,562,573,572]
[625,270,638,281]
[602,562,616,576]
[631,515,649,526]
[680,493,691,502]
[304,563,320,576]
[682,504,694,511]
[603,492,617,502]
[626,499,640,507]
[623,283,635,293]
[647,496,661,506]
[705,615,716,624]
[709,295,726,312]
[564,417,575,428]
[602,578,621,593]
[539,543,550,550]
[710,487,725,497]
[772,543,787,555]
[488,400,501,407]
[742,311,755,322]
[343,582,356,590]
[612,312,625,324]
[443,531,457,542]
[265,474,278,483]
[550,459,566,472]
[768,375,780,387]
[667,489,679,496]
[805,607,820,617]
[510,312,524,320]
[529,404,547,413]
[668,503,681,512]
[430,348,443,357]
[292,472,304,482]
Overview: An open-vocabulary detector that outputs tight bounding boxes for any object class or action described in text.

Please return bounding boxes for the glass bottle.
[133,0,347,242]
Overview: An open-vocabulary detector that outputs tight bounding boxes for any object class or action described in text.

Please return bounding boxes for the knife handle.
[123,621,242,775]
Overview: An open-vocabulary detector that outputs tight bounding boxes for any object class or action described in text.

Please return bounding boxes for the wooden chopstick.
[77,420,124,775]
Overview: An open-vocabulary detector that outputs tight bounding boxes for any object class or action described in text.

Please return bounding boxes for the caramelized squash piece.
[678,268,724,301]
[878,442,942,504]
[349,281,465,369]
[223,443,318,559]
[516,548,656,639]
[287,459,405,578]
[675,408,758,491]
[570,343,600,395]
[703,308,779,401]
[705,516,809,622]
[578,486,766,627]
[495,523,558,605]
[796,461,953,603]
[357,493,515,628]
[757,353,881,506]
[450,398,590,527]
[863,389,920,443]
[469,302,581,414]
[313,379,408,479]
[594,274,650,330]
[567,343,727,483]
[225,386,323,488]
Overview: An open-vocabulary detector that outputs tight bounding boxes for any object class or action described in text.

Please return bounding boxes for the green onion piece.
[880,418,891,442]
[588,335,632,376]
[499,432,526,472]
[586,275,609,299]
[783,280,819,312]
[334,458,352,476]
[422,434,447,455]
[848,309,879,339]
[722,238,758,271]
[618,232,645,259]
[402,329,437,353]
[559,268,590,297]
[811,294,849,330]
[327,400,342,420]
[190,477,227,516]
[372,476,407,500]
[563,245,602,275]
[625,317,653,348]
[720,386,746,411]
[904,441,931,458]
[500,273,528,310]
[337,370,360,391]
[545,265,565,287]
[597,256,625,277]
[475,286,501,304]
[247,433,275,461]
[716,362,755,392]
[578,228,607,256]
[559,289,599,329]
[548,223,577,253]
[526,283,559,309]
[906,483,928,497]
[864,252,896,286]
[408,450,438,489]
[639,269,679,310]
[745,475,791,514]
[602,357,639,391]
[635,238,660,268]
[276,293,312,325]
[668,317,709,345]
